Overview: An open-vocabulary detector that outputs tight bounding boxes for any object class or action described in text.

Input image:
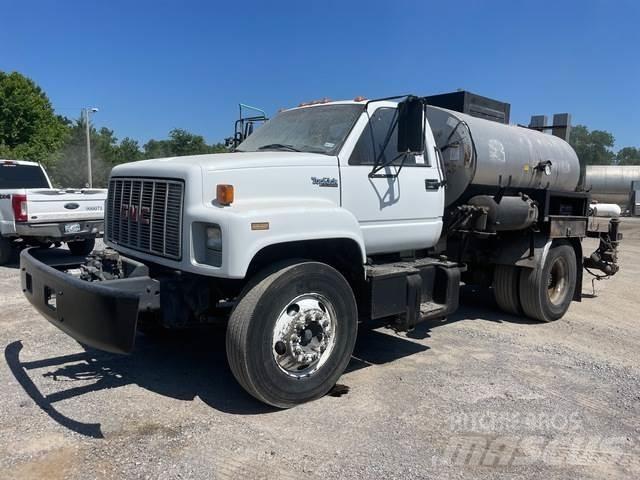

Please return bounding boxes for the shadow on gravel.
[4,285,551,439]
[5,329,270,438]
[2,256,20,269]
[2,246,89,270]
[5,320,429,438]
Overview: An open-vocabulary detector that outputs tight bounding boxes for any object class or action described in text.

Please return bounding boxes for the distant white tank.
[426,106,581,206]
[585,165,640,205]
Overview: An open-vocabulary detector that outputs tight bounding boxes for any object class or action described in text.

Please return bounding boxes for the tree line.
[1,71,639,189]
[570,125,640,166]
[0,71,225,188]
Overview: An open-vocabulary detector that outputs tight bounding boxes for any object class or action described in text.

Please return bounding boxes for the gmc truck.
[20,95,621,408]
[0,160,107,264]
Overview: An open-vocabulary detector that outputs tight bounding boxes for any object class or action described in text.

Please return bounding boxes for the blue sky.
[1,0,638,149]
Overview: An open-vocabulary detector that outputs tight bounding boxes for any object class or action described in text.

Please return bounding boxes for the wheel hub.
[547,257,568,305]
[272,294,337,378]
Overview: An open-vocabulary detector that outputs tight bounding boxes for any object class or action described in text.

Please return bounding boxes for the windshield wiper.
[257,143,301,152]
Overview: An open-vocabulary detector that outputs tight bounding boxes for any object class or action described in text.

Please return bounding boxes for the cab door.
[339,104,444,255]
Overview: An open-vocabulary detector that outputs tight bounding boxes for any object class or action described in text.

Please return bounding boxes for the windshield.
[237,104,364,155]
[0,163,49,189]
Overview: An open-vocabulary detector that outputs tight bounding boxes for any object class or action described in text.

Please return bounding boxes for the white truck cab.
[104,99,444,278]
[20,95,621,408]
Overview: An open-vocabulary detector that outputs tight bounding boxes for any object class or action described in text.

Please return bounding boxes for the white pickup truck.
[0,160,107,264]
[20,95,621,408]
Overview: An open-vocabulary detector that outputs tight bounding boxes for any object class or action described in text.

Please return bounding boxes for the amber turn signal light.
[216,184,234,205]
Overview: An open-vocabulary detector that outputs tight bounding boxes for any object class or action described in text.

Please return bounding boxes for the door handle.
[425,179,445,190]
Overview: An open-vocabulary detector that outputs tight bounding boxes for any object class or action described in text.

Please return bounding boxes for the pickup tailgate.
[25,189,107,223]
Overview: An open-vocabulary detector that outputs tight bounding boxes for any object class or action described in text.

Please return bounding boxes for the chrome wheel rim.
[271,293,337,378]
[547,257,569,305]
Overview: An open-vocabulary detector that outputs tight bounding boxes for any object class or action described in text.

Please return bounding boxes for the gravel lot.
[1,221,639,479]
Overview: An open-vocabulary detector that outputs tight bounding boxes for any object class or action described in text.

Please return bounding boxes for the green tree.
[616,146,640,165]
[51,119,126,188]
[114,137,143,165]
[569,124,616,165]
[0,71,67,167]
[143,128,226,158]
[142,138,173,159]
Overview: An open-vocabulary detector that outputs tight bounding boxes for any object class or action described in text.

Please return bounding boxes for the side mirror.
[397,96,425,153]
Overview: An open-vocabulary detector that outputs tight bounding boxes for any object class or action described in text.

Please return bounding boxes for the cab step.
[365,256,463,331]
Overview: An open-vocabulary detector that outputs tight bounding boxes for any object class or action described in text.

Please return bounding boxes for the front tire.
[67,238,95,256]
[226,261,358,408]
[519,243,577,322]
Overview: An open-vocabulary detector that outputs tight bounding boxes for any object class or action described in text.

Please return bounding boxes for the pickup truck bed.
[9,188,106,241]
[0,160,107,264]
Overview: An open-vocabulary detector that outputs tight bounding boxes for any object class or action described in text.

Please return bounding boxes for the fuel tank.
[426,106,581,206]
[589,203,622,218]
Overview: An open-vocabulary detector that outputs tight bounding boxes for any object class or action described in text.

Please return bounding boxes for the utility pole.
[84,107,99,188]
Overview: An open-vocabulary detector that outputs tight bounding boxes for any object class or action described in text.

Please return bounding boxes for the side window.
[349,108,425,166]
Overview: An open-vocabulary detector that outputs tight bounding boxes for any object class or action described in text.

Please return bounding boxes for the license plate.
[64,223,81,234]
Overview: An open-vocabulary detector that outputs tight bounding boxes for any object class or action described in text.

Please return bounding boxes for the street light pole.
[84,107,98,188]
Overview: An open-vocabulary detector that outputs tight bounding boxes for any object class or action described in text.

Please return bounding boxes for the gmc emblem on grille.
[121,204,150,225]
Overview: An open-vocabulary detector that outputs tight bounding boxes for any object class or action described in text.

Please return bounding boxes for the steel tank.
[585,165,640,205]
[426,106,581,205]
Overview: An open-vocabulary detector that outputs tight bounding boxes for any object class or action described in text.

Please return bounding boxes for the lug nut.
[274,341,287,355]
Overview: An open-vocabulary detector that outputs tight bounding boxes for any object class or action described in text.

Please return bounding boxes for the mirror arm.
[368,112,400,177]
[369,153,409,178]
[366,94,427,178]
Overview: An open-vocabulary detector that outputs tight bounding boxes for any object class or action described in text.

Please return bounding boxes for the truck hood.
[111,151,337,178]
[110,151,341,210]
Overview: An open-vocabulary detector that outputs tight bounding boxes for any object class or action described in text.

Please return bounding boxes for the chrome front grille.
[106,177,184,260]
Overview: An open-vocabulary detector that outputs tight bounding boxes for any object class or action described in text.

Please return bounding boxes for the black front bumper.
[20,248,160,354]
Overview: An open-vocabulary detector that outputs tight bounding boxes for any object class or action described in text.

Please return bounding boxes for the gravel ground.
[1,222,639,480]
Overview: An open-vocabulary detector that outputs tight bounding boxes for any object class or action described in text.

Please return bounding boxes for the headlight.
[206,225,222,250]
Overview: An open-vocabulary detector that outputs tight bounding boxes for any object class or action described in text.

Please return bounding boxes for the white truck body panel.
[17,189,106,223]
[338,101,444,254]
[0,160,107,239]
[106,100,444,279]
[108,151,365,278]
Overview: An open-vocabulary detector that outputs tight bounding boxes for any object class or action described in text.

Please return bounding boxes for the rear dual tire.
[493,264,521,315]
[493,243,577,322]
[519,243,576,322]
